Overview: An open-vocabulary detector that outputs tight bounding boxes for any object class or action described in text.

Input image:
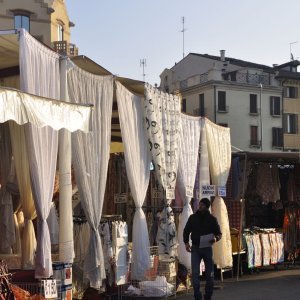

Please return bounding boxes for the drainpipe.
[214,85,217,123]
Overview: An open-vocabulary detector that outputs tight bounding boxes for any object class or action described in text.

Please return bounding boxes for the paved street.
[176,267,300,300]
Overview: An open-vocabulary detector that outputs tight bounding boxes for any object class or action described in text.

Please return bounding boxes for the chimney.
[220,50,225,62]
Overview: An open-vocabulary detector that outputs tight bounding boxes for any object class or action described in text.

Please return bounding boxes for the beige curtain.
[205,118,232,268]
[9,121,37,269]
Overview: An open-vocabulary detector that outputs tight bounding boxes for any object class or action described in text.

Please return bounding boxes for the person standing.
[183,198,222,300]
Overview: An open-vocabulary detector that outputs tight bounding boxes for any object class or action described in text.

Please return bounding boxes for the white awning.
[0,87,92,132]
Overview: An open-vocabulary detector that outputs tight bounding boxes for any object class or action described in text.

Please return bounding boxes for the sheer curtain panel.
[19,28,60,278]
[177,114,201,270]
[0,122,15,254]
[116,82,151,279]
[68,64,113,289]
[205,119,232,268]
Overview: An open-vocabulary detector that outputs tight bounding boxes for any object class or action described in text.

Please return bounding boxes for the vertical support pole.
[59,57,74,263]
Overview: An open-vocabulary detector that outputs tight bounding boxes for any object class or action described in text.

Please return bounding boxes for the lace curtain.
[68,63,113,289]
[205,118,232,268]
[177,114,201,270]
[116,82,151,279]
[144,84,181,258]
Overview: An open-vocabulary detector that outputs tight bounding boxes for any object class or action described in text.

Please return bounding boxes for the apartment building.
[160,51,284,152]
[0,0,77,56]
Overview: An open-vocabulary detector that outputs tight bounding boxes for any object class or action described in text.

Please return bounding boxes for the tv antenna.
[289,41,298,61]
[180,16,187,59]
[140,58,147,81]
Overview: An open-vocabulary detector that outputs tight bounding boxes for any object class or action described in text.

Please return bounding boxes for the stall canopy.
[0,87,92,132]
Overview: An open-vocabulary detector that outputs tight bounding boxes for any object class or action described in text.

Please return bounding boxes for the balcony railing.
[53,41,78,56]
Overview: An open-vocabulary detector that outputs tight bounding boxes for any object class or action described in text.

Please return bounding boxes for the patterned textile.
[269,233,278,264]
[144,84,181,259]
[276,233,284,263]
[260,234,271,266]
[252,234,262,267]
[244,234,254,268]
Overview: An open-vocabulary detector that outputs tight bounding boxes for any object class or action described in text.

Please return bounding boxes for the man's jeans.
[191,245,214,300]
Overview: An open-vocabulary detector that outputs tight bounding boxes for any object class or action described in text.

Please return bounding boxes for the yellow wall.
[0,0,71,47]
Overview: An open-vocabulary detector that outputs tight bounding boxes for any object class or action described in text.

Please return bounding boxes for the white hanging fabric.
[47,202,59,245]
[144,84,181,258]
[19,28,60,278]
[67,63,113,289]
[0,122,15,254]
[9,121,37,269]
[116,82,151,280]
[205,118,232,268]
[177,114,201,270]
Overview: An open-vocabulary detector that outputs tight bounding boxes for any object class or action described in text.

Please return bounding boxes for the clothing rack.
[101,214,123,222]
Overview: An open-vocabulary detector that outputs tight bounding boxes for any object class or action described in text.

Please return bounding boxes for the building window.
[218,91,227,112]
[270,96,281,116]
[250,94,258,114]
[57,23,64,41]
[272,128,283,147]
[182,98,186,113]
[199,93,205,116]
[250,126,259,146]
[14,14,30,32]
[284,86,298,98]
[284,114,298,134]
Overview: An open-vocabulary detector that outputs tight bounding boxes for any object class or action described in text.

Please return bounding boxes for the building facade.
[0,0,77,55]
[160,51,287,152]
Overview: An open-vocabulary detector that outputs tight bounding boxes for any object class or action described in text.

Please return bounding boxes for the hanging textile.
[144,84,181,258]
[47,202,59,246]
[67,63,113,289]
[177,114,201,270]
[9,121,37,269]
[205,118,232,268]
[197,118,210,210]
[19,28,60,278]
[0,122,15,254]
[116,82,151,279]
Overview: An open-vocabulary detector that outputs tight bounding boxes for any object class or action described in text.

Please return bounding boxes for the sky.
[66,0,300,86]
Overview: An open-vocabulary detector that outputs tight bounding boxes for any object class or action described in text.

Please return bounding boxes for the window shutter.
[270,97,274,115]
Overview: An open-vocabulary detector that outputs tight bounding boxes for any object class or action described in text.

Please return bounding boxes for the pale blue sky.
[66,0,300,85]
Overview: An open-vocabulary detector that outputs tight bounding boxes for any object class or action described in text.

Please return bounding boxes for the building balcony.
[283,98,300,114]
[53,41,78,56]
[284,133,300,149]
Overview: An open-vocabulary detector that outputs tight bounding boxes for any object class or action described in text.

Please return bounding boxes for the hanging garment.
[260,233,271,266]
[276,233,284,263]
[252,234,262,267]
[244,234,254,268]
[269,233,278,264]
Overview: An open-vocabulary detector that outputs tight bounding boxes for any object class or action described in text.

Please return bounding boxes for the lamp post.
[259,83,263,151]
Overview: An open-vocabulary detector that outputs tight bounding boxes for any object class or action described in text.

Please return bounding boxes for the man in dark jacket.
[183,198,222,300]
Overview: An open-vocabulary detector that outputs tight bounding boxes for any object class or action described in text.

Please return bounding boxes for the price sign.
[166,188,175,200]
[185,186,194,198]
[201,185,216,197]
[42,280,57,299]
[114,193,127,204]
[218,186,226,197]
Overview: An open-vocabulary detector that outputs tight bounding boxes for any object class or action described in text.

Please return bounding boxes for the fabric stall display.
[68,63,114,289]
[0,122,15,254]
[283,206,300,260]
[243,229,284,269]
[116,82,151,280]
[205,118,232,268]
[144,84,181,259]
[47,202,59,246]
[19,28,59,278]
[176,114,201,271]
